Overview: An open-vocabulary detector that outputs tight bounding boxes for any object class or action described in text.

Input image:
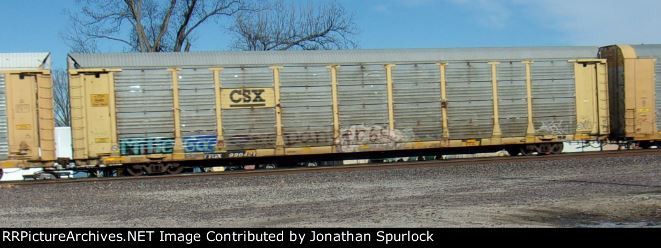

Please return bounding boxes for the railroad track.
[2,149,661,186]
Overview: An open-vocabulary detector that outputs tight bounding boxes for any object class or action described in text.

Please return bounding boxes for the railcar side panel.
[445,62,493,139]
[220,67,277,150]
[496,62,528,138]
[392,63,443,142]
[280,66,333,148]
[115,69,175,155]
[531,60,577,136]
[0,74,8,160]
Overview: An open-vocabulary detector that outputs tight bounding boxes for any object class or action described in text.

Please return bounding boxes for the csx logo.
[221,88,275,109]
[230,89,266,106]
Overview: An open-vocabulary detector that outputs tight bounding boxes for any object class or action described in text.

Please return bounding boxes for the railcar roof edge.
[0,52,51,70]
[68,46,600,69]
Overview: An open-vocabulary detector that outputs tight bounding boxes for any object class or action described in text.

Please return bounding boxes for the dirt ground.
[1,155,660,227]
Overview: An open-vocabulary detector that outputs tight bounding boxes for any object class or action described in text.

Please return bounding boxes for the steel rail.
[2,149,660,187]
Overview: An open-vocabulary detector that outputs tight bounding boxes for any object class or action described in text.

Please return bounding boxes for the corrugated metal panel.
[497,62,528,137]
[0,53,50,70]
[336,64,389,145]
[656,63,661,131]
[178,68,216,136]
[69,47,599,69]
[115,69,175,155]
[0,74,8,159]
[632,45,661,131]
[220,67,276,149]
[392,63,442,141]
[446,62,493,139]
[280,66,333,147]
[531,60,576,135]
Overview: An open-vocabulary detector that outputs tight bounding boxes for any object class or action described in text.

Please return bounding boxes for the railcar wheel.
[551,143,564,154]
[538,143,553,155]
[125,165,145,176]
[166,163,184,175]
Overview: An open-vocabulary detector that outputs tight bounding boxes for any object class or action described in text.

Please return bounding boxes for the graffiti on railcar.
[183,135,218,153]
[284,131,333,146]
[334,124,413,152]
[536,120,568,135]
[119,135,219,155]
[576,119,593,131]
[120,137,175,155]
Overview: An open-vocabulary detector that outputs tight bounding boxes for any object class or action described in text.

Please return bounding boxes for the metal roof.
[632,44,661,59]
[0,53,51,70]
[69,46,600,69]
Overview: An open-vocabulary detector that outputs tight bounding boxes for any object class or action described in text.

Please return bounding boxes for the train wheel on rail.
[125,165,145,176]
[520,145,536,156]
[551,143,564,154]
[166,163,184,175]
[538,143,553,155]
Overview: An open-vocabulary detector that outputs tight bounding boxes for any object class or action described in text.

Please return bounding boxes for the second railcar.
[600,44,661,147]
[0,53,55,170]
[67,47,609,174]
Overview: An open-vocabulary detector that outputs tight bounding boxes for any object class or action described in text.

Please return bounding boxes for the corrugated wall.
[656,63,661,132]
[221,67,276,149]
[179,68,217,153]
[336,64,389,145]
[0,74,8,159]
[115,69,175,155]
[392,63,443,141]
[179,68,216,136]
[446,62,493,139]
[531,60,576,135]
[280,66,333,147]
[497,62,528,137]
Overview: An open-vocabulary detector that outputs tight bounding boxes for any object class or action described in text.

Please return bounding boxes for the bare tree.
[66,0,254,52]
[52,70,71,127]
[230,0,357,51]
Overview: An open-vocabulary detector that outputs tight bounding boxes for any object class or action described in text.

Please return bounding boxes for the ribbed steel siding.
[497,62,528,137]
[221,67,276,149]
[446,62,493,139]
[392,63,442,141]
[179,68,216,136]
[115,69,175,155]
[280,66,333,147]
[336,64,389,144]
[70,47,600,69]
[0,74,8,159]
[531,60,576,135]
[656,63,661,131]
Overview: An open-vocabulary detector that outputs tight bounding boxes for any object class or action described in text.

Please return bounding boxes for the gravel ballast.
[1,155,660,227]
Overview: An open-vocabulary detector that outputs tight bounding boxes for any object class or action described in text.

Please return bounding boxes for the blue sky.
[1,0,661,69]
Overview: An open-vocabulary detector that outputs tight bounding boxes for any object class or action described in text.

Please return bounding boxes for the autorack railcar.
[600,44,661,148]
[0,53,55,170]
[64,47,610,175]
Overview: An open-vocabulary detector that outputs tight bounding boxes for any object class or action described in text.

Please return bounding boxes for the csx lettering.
[230,89,266,104]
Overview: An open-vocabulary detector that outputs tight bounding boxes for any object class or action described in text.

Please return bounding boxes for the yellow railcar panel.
[625,58,656,136]
[573,61,607,136]
[6,74,40,160]
[78,73,114,158]
[220,88,275,109]
[36,73,55,161]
